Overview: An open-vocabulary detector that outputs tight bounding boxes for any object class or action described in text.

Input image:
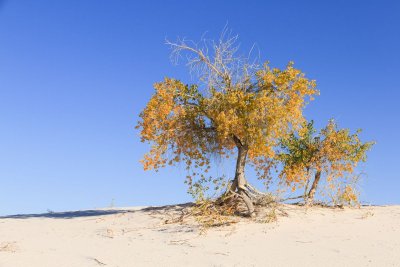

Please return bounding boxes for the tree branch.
[166,40,226,79]
[232,134,244,147]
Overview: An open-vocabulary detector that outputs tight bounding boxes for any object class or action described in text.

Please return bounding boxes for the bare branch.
[166,29,260,92]
[166,40,224,78]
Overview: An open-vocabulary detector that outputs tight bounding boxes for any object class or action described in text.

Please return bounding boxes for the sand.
[0,204,399,267]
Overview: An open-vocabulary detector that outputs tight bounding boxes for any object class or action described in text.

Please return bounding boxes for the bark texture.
[307,171,321,203]
[230,136,256,216]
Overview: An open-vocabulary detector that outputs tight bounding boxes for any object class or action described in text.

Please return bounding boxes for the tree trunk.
[230,144,255,216]
[307,170,321,204]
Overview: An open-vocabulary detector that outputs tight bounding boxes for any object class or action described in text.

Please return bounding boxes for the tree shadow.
[0,209,133,219]
[0,203,195,220]
[141,202,193,213]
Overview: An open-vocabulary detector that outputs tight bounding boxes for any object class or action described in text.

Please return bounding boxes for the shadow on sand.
[0,203,194,220]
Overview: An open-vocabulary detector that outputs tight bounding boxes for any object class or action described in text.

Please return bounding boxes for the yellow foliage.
[279,120,374,203]
[137,62,318,196]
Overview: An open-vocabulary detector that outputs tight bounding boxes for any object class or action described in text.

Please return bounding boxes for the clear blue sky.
[1,0,399,215]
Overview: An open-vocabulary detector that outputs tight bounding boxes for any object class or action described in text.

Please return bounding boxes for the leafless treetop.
[166,28,260,92]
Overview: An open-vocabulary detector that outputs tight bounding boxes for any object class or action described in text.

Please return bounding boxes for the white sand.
[0,204,399,267]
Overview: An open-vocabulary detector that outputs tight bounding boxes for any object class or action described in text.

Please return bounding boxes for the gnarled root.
[238,189,255,217]
[218,180,273,217]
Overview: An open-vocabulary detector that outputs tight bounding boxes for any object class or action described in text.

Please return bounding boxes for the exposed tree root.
[159,186,289,232]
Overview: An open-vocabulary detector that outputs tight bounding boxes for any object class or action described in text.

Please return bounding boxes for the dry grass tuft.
[360,210,374,219]
[0,242,18,253]
[160,192,288,233]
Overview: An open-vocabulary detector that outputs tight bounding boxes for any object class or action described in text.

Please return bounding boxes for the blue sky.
[0,0,399,215]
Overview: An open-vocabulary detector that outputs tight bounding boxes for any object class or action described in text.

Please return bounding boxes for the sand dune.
[0,204,399,267]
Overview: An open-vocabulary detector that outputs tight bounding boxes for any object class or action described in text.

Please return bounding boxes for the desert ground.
[0,204,399,267]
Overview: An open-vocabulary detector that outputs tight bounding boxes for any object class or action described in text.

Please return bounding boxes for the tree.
[136,33,318,216]
[279,120,374,205]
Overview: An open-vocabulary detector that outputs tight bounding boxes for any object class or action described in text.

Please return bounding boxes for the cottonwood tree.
[279,120,374,205]
[136,33,318,216]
